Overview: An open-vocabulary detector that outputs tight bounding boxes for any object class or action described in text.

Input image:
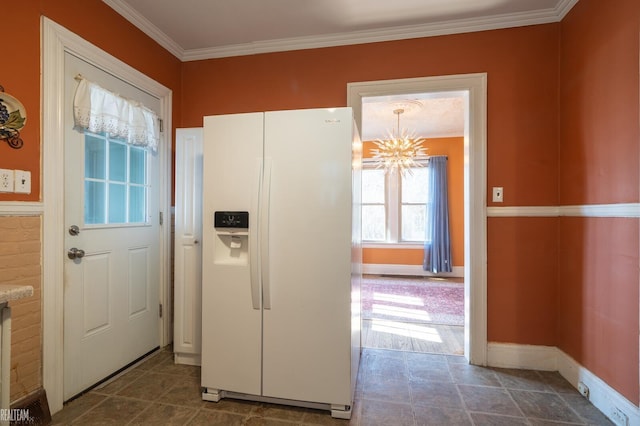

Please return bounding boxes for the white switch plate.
[14,170,31,194]
[0,169,13,193]
[492,186,504,202]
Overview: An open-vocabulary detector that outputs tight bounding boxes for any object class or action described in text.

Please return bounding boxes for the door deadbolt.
[69,225,80,236]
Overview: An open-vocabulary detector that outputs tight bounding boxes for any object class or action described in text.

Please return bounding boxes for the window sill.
[363,242,424,249]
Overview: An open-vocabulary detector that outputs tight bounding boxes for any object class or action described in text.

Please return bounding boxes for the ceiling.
[103,0,577,140]
[362,92,467,141]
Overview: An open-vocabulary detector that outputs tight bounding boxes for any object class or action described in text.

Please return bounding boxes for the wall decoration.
[0,85,26,149]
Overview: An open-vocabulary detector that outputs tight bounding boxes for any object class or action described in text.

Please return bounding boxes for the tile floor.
[50,346,613,425]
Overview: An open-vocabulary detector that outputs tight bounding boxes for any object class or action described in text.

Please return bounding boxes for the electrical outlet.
[611,406,629,426]
[14,169,31,194]
[577,381,589,398]
[0,169,13,193]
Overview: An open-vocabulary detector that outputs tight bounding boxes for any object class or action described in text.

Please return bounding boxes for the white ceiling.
[362,92,467,141]
[103,0,577,139]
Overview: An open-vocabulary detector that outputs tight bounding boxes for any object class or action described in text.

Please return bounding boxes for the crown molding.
[182,1,578,61]
[103,0,579,62]
[556,0,580,19]
[102,0,184,59]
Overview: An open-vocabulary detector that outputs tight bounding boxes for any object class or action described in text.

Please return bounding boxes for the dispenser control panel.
[214,211,249,229]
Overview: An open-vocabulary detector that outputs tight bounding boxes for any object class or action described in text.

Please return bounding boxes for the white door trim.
[347,73,488,365]
[42,17,173,414]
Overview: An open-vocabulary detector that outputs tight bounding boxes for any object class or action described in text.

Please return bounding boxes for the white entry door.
[63,52,161,400]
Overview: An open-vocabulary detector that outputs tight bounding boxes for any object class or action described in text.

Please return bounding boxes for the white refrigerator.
[200,107,362,419]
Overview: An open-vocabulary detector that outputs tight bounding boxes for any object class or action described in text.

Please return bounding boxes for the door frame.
[42,17,173,413]
[347,73,488,365]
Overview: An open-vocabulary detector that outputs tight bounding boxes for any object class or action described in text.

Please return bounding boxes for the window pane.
[109,142,127,182]
[85,181,106,225]
[362,168,385,204]
[130,148,146,184]
[362,205,385,241]
[85,135,106,179]
[109,183,126,223]
[129,186,146,223]
[84,134,149,226]
[401,205,426,242]
[402,167,428,203]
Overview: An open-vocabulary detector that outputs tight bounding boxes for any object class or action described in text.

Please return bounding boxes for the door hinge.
[159,303,163,318]
[158,118,164,133]
[159,211,163,225]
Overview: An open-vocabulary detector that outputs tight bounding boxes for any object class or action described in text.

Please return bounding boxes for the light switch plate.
[492,186,504,202]
[14,170,31,194]
[0,169,13,193]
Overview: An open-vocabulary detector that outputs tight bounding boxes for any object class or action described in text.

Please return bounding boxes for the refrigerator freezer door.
[201,113,264,396]
[261,108,354,405]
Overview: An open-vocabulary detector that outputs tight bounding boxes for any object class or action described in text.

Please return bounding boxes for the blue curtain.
[423,156,452,273]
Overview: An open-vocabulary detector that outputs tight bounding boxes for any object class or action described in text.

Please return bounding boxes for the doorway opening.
[359,90,465,356]
[347,74,488,364]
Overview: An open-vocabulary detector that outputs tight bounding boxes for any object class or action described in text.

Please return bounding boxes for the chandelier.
[371,108,427,175]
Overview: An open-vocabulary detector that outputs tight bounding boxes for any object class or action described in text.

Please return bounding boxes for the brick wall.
[0,216,42,402]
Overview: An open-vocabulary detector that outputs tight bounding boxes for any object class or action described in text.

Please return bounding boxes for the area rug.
[361,276,464,326]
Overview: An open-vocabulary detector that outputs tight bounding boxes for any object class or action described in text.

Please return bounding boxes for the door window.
[84,132,148,225]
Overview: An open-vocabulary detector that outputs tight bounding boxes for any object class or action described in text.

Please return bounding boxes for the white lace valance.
[73,77,159,152]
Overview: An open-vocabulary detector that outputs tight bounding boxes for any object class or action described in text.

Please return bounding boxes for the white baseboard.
[487,342,559,371]
[487,343,639,426]
[362,263,464,277]
[557,351,639,426]
[174,352,201,366]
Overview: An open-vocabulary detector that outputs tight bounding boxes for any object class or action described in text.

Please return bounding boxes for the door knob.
[67,248,86,260]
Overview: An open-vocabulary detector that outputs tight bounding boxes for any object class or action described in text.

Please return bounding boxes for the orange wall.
[558,0,639,404]
[487,217,558,345]
[1,0,182,203]
[361,137,464,267]
[559,1,639,205]
[558,218,638,403]
[182,25,560,211]
[0,1,41,201]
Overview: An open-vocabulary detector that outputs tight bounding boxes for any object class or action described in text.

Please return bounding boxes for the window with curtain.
[362,160,430,243]
[73,76,156,226]
[73,77,160,152]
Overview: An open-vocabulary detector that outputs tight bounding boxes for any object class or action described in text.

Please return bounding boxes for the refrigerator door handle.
[250,158,262,310]
[261,157,272,310]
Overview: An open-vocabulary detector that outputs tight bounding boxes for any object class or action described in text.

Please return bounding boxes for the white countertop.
[0,285,33,304]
